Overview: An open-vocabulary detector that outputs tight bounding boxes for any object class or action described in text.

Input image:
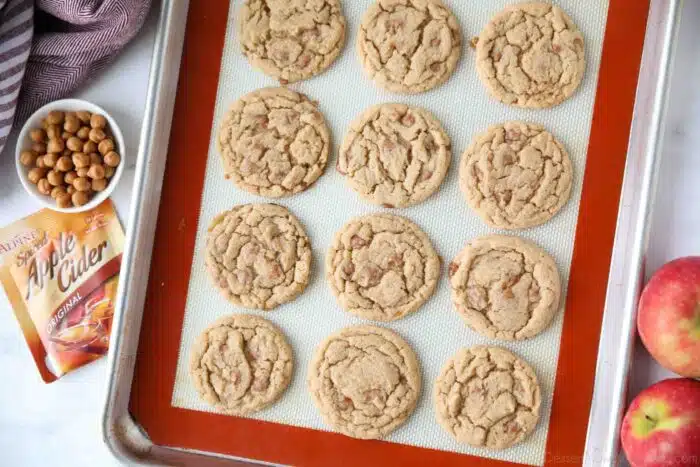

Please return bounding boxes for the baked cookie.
[190,314,293,415]
[326,213,440,321]
[448,235,561,341]
[357,0,462,94]
[475,2,585,108]
[205,203,312,310]
[434,346,541,450]
[308,325,421,439]
[460,121,573,229]
[239,0,346,83]
[218,87,331,198]
[338,103,451,208]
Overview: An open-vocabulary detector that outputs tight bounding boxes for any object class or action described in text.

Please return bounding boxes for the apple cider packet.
[0,199,124,382]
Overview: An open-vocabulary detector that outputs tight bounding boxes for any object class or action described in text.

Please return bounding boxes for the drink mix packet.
[0,199,124,382]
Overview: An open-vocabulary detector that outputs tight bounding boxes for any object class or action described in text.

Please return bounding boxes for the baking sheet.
[169,1,609,465]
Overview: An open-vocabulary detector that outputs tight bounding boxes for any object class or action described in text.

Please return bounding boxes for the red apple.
[638,256,700,377]
[621,378,700,467]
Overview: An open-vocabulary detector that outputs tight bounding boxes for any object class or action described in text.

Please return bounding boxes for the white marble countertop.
[0,2,698,466]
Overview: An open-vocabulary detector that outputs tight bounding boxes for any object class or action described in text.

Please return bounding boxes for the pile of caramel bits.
[20,110,121,208]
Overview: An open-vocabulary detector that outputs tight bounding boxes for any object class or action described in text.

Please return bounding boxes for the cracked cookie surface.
[357,0,462,94]
[460,121,573,229]
[308,325,421,439]
[434,346,541,450]
[338,103,451,208]
[449,235,561,341]
[190,314,293,415]
[327,213,439,321]
[239,0,346,83]
[218,87,331,198]
[476,2,585,108]
[205,203,312,310]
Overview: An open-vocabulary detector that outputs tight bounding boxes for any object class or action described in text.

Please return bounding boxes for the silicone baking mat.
[129,0,651,465]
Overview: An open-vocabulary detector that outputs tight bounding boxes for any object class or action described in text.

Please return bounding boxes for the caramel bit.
[298,54,311,67]
[505,129,521,141]
[387,253,404,269]
[350,235,367,248]
[342,262,355,276]
[448,261,459,277]
[257,116,269,129]
[470,37,479,49]
[386,19,404,34]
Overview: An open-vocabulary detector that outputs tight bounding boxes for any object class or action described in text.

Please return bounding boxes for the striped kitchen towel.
[0,0,32,155]
[0,0,151,156]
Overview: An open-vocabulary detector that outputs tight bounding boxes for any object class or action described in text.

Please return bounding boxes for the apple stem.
[644,413,657,429]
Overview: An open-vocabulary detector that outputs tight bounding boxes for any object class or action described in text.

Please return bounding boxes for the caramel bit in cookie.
[434,346,541,450]
[341,261,355,276]
[350,235,367,249]
[449,235,561,341]
[327,213,440,321]
[475,2,586,108]
[218,87,331,198]
[358,0,462,94]
[339,104,451,208]
[239,0,346,83]
[189,314,293,415]
[308,325,421,439]
[205,203,311,310]
[460,121,573,229]
[448,261,459,277]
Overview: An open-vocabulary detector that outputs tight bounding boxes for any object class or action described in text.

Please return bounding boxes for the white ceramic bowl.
[15,98,126,213]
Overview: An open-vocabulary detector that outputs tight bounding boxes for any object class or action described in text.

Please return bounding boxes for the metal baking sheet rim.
[100,0,682,465]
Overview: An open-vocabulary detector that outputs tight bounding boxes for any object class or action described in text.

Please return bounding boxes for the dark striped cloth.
[0,0,32,153]
[0,0,151,155]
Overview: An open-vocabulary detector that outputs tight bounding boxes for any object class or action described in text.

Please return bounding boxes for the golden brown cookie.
[475,2,585,108]
[205,203,312,310]
[434,346,541,449]
[357,0,462,94]
[190,314,293,415]
[308,325,421,439]
[218,87,331,198]
[239,0,346,83]
[338,103,451,208]
[448,235,561,341]
[326,213,440,321]
[459,121,573,229]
